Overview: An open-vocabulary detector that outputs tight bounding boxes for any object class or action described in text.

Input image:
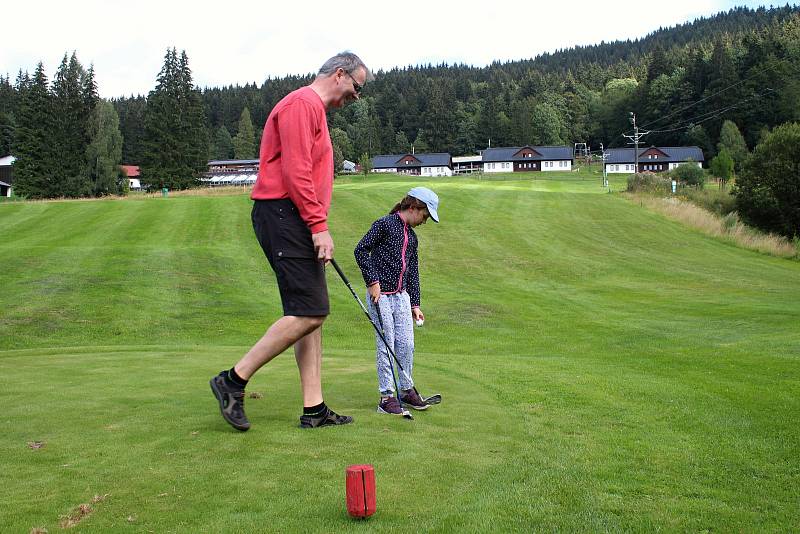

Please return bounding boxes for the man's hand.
[312,230,334,262]
[368,282,381,303]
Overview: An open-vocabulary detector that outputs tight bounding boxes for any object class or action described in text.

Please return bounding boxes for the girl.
[354,187,439,415]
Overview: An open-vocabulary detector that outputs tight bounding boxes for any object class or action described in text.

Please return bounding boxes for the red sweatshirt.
[251,86,333,233]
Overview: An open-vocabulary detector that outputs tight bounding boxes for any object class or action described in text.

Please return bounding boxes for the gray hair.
[318,51,374,82]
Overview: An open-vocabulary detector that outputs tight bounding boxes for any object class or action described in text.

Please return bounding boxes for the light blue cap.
[407,186,439,222]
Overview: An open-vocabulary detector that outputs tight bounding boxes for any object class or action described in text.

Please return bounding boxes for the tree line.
[1,5,799,202]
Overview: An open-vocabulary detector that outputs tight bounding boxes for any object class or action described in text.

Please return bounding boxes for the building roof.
[121,165,140,177]
[0,180,10,187]
[605,146,705,164]
[481,146,573,162]
[208,159,260,166]
[0,155,16,167]
[372,153,452,168]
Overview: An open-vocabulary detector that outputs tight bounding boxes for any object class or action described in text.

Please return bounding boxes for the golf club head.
[402,409,414,420]
[422,394,442,405]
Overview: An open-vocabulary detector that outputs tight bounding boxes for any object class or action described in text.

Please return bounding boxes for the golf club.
[330,258,413,419]
[330,259,443,409]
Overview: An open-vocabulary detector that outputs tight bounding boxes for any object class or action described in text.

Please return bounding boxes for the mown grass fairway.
[2,172,799,532]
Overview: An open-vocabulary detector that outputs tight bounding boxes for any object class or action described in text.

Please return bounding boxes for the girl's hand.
[412,308,424,322]
[368,282,381,303]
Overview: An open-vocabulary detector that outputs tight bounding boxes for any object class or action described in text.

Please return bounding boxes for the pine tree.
[141,48,208,190]
[212,126,234,160]
[232,107,256,159]
[86,100,124,196]
[394,130,411,154]
[13,64,54,198]
[51,52,93,197]
[0,75,16,156]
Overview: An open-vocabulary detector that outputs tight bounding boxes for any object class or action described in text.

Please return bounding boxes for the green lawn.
[1,171,798,532]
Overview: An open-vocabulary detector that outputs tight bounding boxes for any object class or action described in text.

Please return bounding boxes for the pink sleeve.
[278,101,328,233]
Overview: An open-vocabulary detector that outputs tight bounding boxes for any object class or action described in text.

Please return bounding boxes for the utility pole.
[622,112,650,173]
[600,143,608,187]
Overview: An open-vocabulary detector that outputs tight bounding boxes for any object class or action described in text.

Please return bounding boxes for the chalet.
[371,153,453,176]
[121,165,141,190]
[0,155,15,197]
[481,146,573,173]
[604,146,704,174]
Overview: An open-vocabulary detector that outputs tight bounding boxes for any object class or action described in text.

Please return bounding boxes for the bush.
[626,173,671,194]
[669,161,705,188]
[734,122,800,238]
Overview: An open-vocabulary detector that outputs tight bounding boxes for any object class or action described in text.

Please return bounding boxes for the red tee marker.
[346,464,376,518]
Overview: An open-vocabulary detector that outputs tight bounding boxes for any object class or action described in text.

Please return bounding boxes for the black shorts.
[251,199,329,316]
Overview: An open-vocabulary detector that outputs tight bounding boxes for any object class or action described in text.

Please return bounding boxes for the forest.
[1,4,799,195]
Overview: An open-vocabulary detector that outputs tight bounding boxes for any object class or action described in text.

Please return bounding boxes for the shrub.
[626,173,671,194]
[669,161,705,188]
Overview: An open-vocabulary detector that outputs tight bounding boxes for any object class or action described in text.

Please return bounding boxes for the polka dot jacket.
[354,213,421,308]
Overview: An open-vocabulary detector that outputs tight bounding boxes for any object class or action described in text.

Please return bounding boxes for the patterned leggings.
[367,291,415,396]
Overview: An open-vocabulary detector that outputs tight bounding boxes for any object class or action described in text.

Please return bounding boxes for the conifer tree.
[86,100,123,195]
[0,75,16,156]
[212,126,234,160]
[13,64,53,198]
[51,52,93,197]
[232,107,255,159]
[141,48,208,190]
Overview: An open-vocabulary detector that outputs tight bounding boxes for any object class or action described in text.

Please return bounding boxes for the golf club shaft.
[330,258,408,374]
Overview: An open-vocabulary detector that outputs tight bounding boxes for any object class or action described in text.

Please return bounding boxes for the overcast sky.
[2,0,779,99]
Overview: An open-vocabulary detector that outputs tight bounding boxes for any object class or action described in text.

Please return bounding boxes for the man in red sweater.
[211,52,372,430]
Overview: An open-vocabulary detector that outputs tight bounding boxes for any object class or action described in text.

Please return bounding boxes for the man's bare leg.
[234,315,325,380]
[294,326,324,407]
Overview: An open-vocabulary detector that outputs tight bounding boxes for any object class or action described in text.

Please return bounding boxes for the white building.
[371,153,453,176]
[604,146,705,173]
[481,146,573,173]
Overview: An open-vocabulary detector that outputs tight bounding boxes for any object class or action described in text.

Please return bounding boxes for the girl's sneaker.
[377,396,404,415]
[400,388,430,410]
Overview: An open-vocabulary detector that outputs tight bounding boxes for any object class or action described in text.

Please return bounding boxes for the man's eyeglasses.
[344,70,363,95]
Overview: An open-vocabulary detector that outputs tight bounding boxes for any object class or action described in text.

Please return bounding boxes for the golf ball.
[416,319,424,327]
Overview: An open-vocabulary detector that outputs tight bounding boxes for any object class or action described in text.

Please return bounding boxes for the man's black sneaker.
[210,371,251,431]
[299,407,353,429]
[400,388,430,410]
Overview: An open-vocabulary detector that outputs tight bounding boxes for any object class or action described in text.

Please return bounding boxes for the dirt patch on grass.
[58,494,108,529]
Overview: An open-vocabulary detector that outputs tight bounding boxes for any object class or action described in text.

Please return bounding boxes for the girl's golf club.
[330,258,413,420]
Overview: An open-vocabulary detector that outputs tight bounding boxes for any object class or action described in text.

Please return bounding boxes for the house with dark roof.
[372,153,453,176]
[481,146,573,173]
[0,155,15,197]
[604,146,704,174]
